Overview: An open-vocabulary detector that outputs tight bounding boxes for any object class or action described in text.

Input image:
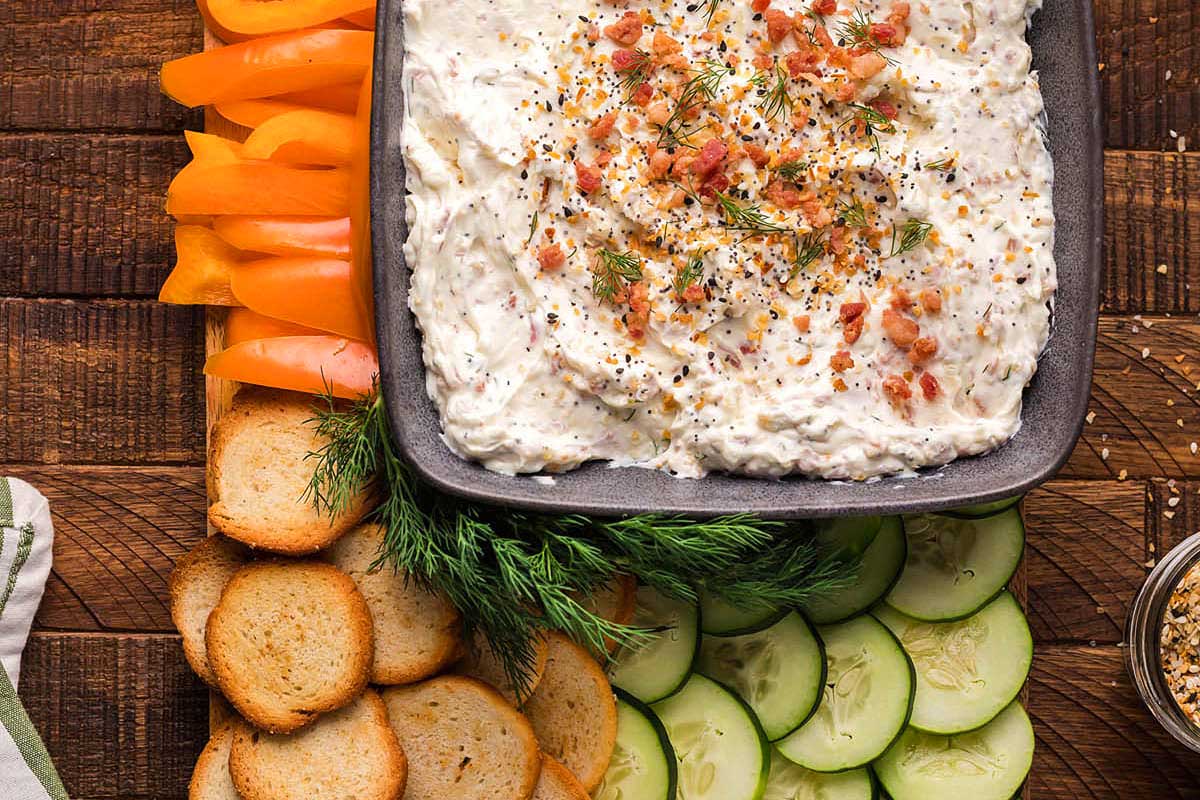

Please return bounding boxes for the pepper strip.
[225,308,324,345]
[212,216,351,259]
[204,336,378,399]
[205,0,374,37]
[167,162,351,217]
[158,226,244,306]
[241,109,356,165]
[229,257,372,340]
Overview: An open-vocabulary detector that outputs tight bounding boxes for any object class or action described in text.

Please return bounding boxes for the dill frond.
[773,159,809,182]
[923,156,955,171]
[304,385,860,698]
[697,0,722,25]
[715,191,790,236]
[888,218,934,258]
[842,102,897,157]
[837,198,868,228]
[592,248,643,302]
[658,60,733,148]
[789,230,826,279]
[523,211,539,247]
[615,49,653,104]
[837,8,897,64]
[673,251,706,298]
[754,64,792,122]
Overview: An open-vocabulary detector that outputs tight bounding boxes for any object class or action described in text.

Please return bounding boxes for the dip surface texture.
[401,0,1056,479]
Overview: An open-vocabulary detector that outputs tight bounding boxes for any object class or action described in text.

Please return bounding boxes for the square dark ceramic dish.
[370,0,1102,518]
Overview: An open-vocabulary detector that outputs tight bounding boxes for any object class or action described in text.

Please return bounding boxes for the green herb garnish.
[592,248,643,302]
[699,0,722,25]
[924,156,955,172]
[837,199,868,228]
[715,192,790,236]
[674,251,706,298]
[843,102,897,157]
[658,60,734,148]
[789,230,826,278]
[305,386,857,698]
[773,159,810,182]
[754,64,792,123]
[523,211,539,247]
[837,8,897,64]
[615,49,653,104]
[887,218,934,258]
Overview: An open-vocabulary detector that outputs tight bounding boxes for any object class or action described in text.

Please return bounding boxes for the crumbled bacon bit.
[890,286,911,310]
[869,22,901,46]
[908,336,938,365]
[881,308,919,348]
[793,315,811,332]
[849,51,887,80]
[744,142,770,167]
[812,23,834,49]
[751,0,771,12]
[764,8,793,43]
[830,351,854,372]
[611,48,647,73]
[630,82,653,107]
[830,225,847,254]
[844,316,864,344]
[919,371,940,400]
[700,171,730,197]
[648,149,674,179]
[870,98,899,119]
[604,11,643,46]
[625,281,650,338]
[766,180,803,210]
[594,150,613,167]
[752,53,775,71]
[812,0,837,14]
[574,161,603,194]
[681,283,705,303]
[589,111,618,141]
[839,302,867,323]
[537,243,565,271]
[882,374,912,404]
[692,138,729,178]
[920,288,942,313]
[785,48,823,78]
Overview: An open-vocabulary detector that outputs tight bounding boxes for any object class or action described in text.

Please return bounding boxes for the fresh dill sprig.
[673,251,706,298]
[754,64,792,123]
[715,191,789,236]
[837,198,868,228]
[789,230,826,278]
[773,159,809,182]
[615,49,653,104]
[592,248,643,302]
[304,384,859,700]
[658,60,733,148]
[888,218,934,257]
[924,156,955,171]
[843,102,897,157]
[697,0,722,25]
[523,211,539,247]
[838,7,898,64]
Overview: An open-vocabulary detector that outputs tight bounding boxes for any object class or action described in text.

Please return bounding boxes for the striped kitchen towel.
[0,477,67,799]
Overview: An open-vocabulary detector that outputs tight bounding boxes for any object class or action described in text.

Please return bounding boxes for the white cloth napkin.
[0,477,67,799]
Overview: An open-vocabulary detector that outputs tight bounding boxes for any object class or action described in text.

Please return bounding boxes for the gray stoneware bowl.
[370,0,1102,518]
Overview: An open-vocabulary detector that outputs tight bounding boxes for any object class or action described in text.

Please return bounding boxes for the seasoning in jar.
[1161,560,1200,726]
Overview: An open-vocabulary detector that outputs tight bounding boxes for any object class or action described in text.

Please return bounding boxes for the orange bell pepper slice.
[216,98,312,128]
[167,162,350,217]
[184,130,243,164]
[159,226,244,306]
[229,257,372,340]
[342,8,376,28]
[349,67,375,342]
[276,83,362,114]
[213,216,351,258]
[205,336,378,399]
[240,109,356,165]
[204,0,374,37]
[161,29,373,107]
[225,308,324,345]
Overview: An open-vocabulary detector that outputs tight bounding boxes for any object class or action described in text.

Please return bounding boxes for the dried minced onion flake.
[1162,560,1200,726]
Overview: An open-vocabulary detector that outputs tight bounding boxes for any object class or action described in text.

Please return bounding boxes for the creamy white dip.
[401,0,1056,480]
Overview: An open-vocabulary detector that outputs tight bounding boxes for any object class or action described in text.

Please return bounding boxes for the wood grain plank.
[1096,0,1200,151]
[4,466,207,632]
[1030,644,1200,799]
[0,299,206,464]
[0,134,189,297]
[1103,150,1200,314]
[18,632,207,800]
[1025,480,1149,644]
[1148,477,1200,559]
[0,0,201,132]
[1059,315,1200,479]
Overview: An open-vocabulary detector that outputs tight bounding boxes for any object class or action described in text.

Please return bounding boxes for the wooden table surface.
[1,0,1198,796]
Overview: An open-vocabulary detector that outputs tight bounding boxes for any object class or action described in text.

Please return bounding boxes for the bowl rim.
[369,0,1103,519]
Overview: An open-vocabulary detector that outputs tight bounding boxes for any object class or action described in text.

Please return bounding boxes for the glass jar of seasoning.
[1127,531,1200,753]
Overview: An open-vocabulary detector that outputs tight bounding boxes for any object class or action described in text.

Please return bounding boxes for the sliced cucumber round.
[609,586,698,704]
[652,674,769,800]
[873,593,1031,734]
[763,749,876,799]
[803,516,907,625]
[814,515,884,557]
[775,615,914,772]
[874,701,1034,800]
[700,591,787,637]
[885,511,1024,622]
[697,611,826,741]
[939,496,1022,519]
[594,689,677,800]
